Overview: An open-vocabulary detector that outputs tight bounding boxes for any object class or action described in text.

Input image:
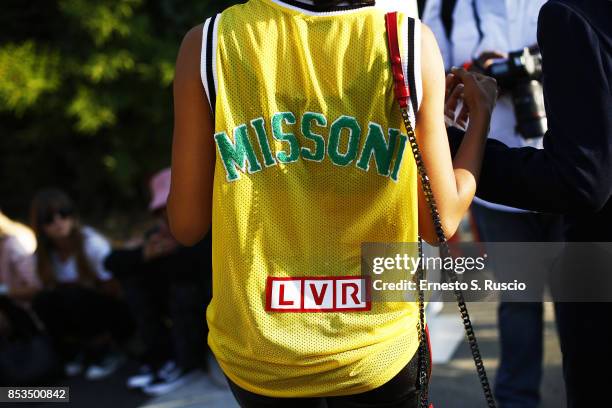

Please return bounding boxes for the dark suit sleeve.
[460,1,612,214]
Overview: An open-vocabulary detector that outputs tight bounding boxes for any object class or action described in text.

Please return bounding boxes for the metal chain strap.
[401,107,497,408]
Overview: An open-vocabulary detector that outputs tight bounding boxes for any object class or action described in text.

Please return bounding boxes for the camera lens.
[512,80,547,139]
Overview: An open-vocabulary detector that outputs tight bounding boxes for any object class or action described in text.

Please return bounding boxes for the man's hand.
[445,67,498,128]
[471,50,507,73]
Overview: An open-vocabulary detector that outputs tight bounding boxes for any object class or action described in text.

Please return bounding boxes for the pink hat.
[149,168,171,212]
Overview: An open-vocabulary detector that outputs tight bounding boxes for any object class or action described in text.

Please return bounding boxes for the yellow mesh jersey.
[205,0,421,397]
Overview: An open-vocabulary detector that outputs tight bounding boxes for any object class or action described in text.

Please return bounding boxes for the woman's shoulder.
[81,225,108,242]
[176,23,204,82]
[81,226,111,256]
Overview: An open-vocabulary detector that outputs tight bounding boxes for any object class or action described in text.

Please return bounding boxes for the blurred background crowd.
[1,0,246,398]
[0,170,213,396]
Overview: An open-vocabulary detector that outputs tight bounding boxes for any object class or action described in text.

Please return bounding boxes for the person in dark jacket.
[104,168,212,396]
[446,1,612,406]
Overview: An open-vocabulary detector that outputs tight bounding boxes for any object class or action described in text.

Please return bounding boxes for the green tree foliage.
[0,0,239,221]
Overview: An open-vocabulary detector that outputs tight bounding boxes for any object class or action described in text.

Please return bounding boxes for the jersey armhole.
[401,16,422,123]
[200,14,220,116]
[414,19,423,111]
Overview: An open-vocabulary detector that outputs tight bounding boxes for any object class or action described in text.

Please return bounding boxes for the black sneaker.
[84,352,125,380]
[142,365,201,396]
[127,364,154,389]
[64,353,85,377]
[128,360,177,389]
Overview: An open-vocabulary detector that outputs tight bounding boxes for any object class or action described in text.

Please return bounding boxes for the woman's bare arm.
[167,25,216,246]
[415,25,497,243]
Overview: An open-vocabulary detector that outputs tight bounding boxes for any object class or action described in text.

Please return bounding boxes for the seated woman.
[29,188,133,381]
[0,212,58,385]
[0,211,40,302]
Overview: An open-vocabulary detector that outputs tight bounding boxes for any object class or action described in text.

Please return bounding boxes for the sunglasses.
[40,207,74,225]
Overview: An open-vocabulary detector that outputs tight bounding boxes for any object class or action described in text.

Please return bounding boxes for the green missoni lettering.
[214,124,262,182]
[272,112,300,163]
[328,115,361,167]
[301,112,326,162]
[214,112,409,183]
[356,123,400,177]
[251,117,277,167]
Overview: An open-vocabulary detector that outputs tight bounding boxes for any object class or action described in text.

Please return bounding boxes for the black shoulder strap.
[441,0,457,40]
[470,0,484,43]
[440,0,483,46]
[417,0,427,18]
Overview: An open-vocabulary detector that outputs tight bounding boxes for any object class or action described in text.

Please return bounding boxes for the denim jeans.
[471,203,563,408]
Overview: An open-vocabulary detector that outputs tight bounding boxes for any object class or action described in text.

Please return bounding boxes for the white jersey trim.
[200,17,212,109]
[414,19,423,110]
[212,15,220,96]
[200,14,220,113]
[400,16,422,124]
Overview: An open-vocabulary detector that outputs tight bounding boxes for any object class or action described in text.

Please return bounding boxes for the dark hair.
[30,188,97,287]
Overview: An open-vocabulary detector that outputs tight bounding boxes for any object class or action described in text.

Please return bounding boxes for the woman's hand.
[445,67,498,129]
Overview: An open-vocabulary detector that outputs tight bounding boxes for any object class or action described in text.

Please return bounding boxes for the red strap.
[385,12,410,109]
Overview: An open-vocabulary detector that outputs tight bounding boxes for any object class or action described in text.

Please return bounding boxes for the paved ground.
[5,301,565,408]
[2,360,149,408]
[428,302,565,408]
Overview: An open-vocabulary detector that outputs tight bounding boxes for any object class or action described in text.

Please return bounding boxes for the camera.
[486,47,547,139]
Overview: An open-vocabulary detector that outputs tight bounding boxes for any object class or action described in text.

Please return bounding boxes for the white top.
[423,0,546,212]
[375,0,419,16]
[0,235,40,293]
[49,226,113,283]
